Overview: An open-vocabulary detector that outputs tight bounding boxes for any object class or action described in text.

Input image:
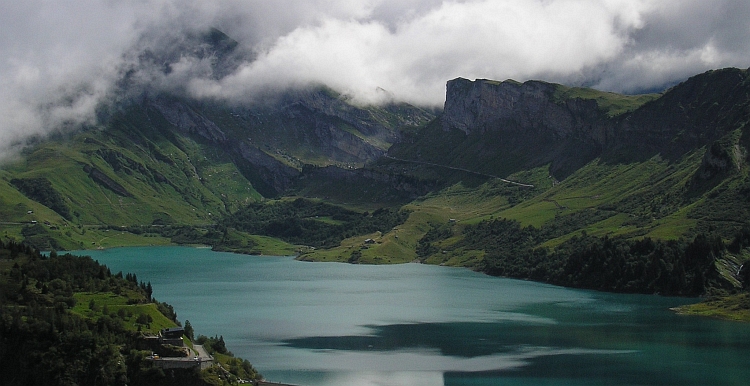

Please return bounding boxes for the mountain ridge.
[2,66,750,299]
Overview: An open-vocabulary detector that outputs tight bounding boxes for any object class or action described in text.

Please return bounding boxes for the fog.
[2,0,750,158]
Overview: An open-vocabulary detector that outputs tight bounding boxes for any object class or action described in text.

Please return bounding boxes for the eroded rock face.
[435,69,750,180]
[442,78,604,142]
[437,78,611,178]
[235,143,300,196]
[150,98,228,143]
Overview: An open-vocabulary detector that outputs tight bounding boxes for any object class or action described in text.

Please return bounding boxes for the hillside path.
[384,155,535,187]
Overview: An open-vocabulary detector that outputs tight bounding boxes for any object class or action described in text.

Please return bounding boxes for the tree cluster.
[424,218,741,296]
[0,240,255,385]
[0,242,146,385]
[223,198,410,248]
[11,177,72,220]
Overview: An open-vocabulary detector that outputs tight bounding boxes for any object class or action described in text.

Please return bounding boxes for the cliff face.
[435,78,613,178]
[427,68,750,179]
[442,78,607,141]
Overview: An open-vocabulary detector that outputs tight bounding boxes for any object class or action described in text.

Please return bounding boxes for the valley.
[2,67,750,312]
[4,5,750,385]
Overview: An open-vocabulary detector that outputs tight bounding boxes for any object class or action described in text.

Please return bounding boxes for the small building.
[364,238,375,245]
[160,327,185,346]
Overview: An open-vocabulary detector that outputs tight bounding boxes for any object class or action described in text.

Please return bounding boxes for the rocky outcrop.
[442,78,606,142]
[84,164,132,197]
[436,78,611,178]
[234,143,300,197]
[431,68,750,179]
[694,131,747,181]
[150,98,228,143]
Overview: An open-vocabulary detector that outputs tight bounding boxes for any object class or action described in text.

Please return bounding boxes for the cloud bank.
[2,0,750,158]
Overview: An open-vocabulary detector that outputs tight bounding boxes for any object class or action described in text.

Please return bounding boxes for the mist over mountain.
[3,1,750,161]
[2,53,750,305]
[1,2,750,301]
[4,5,750,385]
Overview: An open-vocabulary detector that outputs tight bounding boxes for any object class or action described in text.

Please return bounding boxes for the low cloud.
[2,0,750,159]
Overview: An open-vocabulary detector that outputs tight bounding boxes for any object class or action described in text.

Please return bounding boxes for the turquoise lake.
[77,246,750,386]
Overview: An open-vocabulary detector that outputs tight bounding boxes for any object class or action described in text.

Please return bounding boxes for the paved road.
[193,344,211,359]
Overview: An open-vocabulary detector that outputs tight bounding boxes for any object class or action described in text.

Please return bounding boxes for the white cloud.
[1,0,750,159]
[190,0,651,105]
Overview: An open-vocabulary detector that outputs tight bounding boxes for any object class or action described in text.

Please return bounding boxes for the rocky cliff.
[442,78,606,141]
[401,68,750,181]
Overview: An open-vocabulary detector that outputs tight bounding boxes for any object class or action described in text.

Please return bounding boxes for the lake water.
[77,246,750,386]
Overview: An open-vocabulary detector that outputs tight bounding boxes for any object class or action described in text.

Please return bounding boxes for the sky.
[1,0,750,159]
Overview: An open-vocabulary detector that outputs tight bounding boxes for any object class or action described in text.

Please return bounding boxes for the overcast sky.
[2,0,750,159]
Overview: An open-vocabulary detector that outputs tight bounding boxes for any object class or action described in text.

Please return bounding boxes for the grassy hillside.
[0,103,265,249]
[300,117,750,297]
[0,84,434,251]
[551,84,659,117]
[2,68,749,300]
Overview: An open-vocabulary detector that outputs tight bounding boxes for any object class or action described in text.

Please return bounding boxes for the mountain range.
[1,29,749,298]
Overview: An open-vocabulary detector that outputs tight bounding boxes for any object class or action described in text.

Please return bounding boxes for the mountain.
[364,67,750,295]
[386,68,750,233]
[2,39,749,297]
[0,29,434,249]
[0,89,433,249]
[391,68,749,179]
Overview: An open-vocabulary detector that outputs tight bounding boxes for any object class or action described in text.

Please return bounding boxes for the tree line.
[222,198,410,248]
[0,239,258,385]
[420,218,749,296]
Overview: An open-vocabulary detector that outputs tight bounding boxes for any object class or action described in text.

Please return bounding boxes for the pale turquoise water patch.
[76,246,750,386]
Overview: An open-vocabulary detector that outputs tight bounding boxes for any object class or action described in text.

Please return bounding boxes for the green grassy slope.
[3,68,749,298]
[0,104,263,249]
[301,70,750,299]
[551,84,659,117]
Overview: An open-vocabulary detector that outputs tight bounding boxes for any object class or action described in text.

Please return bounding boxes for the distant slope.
[0,89,433,249]
[303,68,750,296]
[3,62,750,297]
[384,69,750,235]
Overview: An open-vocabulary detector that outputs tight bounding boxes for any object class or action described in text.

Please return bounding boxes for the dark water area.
[76,246,750,386]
